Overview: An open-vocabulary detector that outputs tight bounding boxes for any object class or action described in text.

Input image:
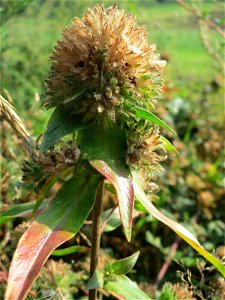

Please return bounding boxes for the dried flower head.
[126,123,167,194]
[172,283,195,300]
[127,125,167,170]
[43,4,166,118]
[22,141,80,190]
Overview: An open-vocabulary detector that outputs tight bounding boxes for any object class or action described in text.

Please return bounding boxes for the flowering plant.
[2,5,224,300]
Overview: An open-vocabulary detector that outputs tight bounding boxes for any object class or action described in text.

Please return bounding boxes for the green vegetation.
[1,1,224,299]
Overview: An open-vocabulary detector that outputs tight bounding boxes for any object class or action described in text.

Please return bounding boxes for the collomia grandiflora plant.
[4,4,225,300]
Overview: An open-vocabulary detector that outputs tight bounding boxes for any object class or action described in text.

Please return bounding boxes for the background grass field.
[2,0,221,128]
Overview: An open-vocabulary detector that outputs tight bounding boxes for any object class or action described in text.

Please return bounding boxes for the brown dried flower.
[35,142,80,175]
[127,126,167,170]
[22,141,80,188]
[171,283,196,300]
[43,4,166,117]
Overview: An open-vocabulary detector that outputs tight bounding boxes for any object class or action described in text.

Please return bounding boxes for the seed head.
[43,4,166,118]
[127,126,167,169]
[22,141,80,189]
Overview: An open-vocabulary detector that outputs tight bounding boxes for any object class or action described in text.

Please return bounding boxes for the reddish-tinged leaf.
[132,171,225,277]
[91,160,133,241]
[5,170,100,300]
[78,114,134,241]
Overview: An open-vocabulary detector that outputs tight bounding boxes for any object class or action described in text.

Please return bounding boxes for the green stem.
[89,180,104,300]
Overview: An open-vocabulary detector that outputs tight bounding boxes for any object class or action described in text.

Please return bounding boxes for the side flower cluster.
[22,141,80,189]
[127,123,167,193]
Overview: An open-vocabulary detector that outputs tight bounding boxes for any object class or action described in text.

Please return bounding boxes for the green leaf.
[160,136,178,154]
[32,176,57,217]
[51,245,86,256]
[86,271,104,290]
[0,200,48,225]
[138,74,152,79]
[78,114,134,241]
[101,208,121,232]
[6,169,100,300]
[136,108,176,135]
[104,183,116,195]
[104,274,152,300]
[159,283,176,300]
[109,251,140,275]
[132,170,225,277]
[40,106,89,152]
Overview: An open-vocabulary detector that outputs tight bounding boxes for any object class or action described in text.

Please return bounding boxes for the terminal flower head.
[43,4,166,118]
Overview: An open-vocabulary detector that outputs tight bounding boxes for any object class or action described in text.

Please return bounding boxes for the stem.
[176,0,225,38]
[89,180,104,300]
[155,236,180,289]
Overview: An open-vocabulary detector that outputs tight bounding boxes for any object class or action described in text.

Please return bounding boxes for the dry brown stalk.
[0,94,34,157]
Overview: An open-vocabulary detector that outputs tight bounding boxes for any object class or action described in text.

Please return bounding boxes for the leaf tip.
[124,226,132,242]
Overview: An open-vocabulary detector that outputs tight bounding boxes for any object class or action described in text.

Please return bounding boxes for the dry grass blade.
[0,94,35,157]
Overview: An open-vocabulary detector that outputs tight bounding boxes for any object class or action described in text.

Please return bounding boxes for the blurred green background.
[1,0,224,299]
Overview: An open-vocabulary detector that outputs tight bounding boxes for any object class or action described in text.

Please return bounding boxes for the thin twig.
[155,236,180,288]
[80,230,92,248]
[198,19,224,72]
[84,220,92,225]
[89,180,104,300]
[101,205,117,233]
[176,0,225,38]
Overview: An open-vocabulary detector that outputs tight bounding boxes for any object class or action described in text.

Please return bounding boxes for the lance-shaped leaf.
[104,274,152,300]
[136,108,176,135]
[109,251,140,275]
[132,171,225,277]
[51,245,87,256]
[5,169,100,300]
[0,200,48,225]
[86,270,152,299]
[40,106,90,152]
[101,208,121,232]
[79,114,134,241]
[160,136,178,154]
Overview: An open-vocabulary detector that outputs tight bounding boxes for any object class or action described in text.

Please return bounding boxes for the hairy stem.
[89,180,104,300]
